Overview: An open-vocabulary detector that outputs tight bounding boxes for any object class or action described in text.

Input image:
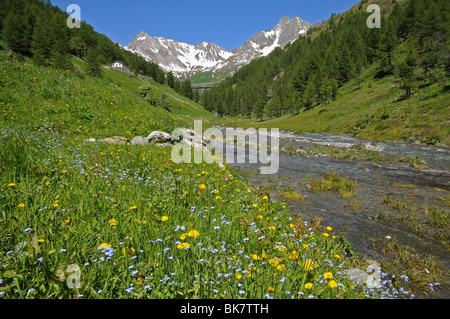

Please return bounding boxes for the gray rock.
[100,136,129,145]
[131,136,149,145]
[148,131,172,143]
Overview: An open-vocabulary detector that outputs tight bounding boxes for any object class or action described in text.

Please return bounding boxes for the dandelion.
[304,283,313,290]
[98,243,112,249]
[7,183,16,187]
[324,272,333,280]
[17,203,25,208]
[323,232,329,237]
[235,272,242,280]
[188,230,200,238]
[288,250,299,260]
[161,216,168,222]
[129,206,137,210]
[328,280,338,288]
[268,286,275,292]
[38,239,45,243]
[176,242,190,250]
[198,184,206,191]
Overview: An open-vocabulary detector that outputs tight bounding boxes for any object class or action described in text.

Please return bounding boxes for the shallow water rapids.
[212,128,450,298]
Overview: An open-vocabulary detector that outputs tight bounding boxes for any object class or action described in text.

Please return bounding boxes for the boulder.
[100,136,129,145]
[148,131,172,143]
[131,136,149,145]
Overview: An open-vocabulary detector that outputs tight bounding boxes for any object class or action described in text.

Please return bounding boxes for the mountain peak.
[126,15,311,78]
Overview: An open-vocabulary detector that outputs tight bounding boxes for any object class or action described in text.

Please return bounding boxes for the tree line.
[200,0,449,119]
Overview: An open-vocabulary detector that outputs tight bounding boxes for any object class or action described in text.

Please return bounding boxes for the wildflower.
[65,219,70,225]
[323,232,329,237]
[304,283,313,290]
[23,228,32,233]
[17,203,25,208]
[198,184,206,191]
[38,239,45,243]
[251,254,260,261]
[288,250,299,260]
[98,243,112,249]
[180,233,188,240]
[328,280,338,288]
[129,206,137,210]
[324,272,333,280]
[303,260,315,271]
[176,242,190,250]
[235,272,242,280]
[109,218,118,228]
[161,216,168,222]
[334,254,340,259]
[268,286,275,292]
[7,183,16,187]
[188,230,200,238]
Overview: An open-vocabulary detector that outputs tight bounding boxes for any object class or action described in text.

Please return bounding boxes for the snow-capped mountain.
[126,16,311,78]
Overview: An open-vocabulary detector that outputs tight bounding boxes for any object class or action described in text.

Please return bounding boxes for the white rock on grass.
[131,136,149,145]
[148,131,172,143]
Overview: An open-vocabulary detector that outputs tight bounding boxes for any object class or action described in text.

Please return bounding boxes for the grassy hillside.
[188,71,229,88]
[70,57,211,120]
[216,62,450,145]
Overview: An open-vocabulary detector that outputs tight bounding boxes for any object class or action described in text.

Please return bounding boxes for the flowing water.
[218,129,450,298]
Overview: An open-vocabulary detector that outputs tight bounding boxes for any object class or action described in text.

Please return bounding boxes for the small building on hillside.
[111,60,131,73]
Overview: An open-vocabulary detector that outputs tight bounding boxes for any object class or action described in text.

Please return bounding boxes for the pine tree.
[252,98,266,121]
[2,11,30,54]
[31,13,51,65]
[167,72,175,88]
[85,47,103,77]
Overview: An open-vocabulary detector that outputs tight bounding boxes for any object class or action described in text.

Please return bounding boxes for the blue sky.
[51,0,360,51]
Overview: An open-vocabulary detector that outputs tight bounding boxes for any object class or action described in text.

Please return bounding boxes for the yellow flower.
[98,243,111,249]
[137,277,143,285]
[334,254,341,259]
[176,242,190,250]
[251,254,260,261]
[323,232,329,237]
[269,258,280,266]
[303,260,315,271]
[328,280,338,288]
[17,203,25,208]
[235,272,242,280]
[38,239,45,243]
[198,184,206,191]
[262,195,268,200]
[326,226,333,231]
[261,253,267,259]
[324,272,333,280]
[288,250,299,260]
[276,264,285,271]
[64,219,70,225]
[180,233,188,240]
[268,286,275,292]
[188,230,200,238]
[7,183,16,187]
[304,283,313,290]
[129,206,137,210]
[268,225,275,230]
[161,216,168,222]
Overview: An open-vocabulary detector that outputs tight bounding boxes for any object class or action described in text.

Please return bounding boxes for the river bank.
[228,130,450,299]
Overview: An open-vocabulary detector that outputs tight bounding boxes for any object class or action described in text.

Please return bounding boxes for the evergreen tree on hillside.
[31,13,51,65]
[167,72,175,88]
[252,97,266,121]
[85,47,103,77]
[2,10,31,55]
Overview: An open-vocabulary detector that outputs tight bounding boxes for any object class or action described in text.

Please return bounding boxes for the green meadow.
[0,49,414,299]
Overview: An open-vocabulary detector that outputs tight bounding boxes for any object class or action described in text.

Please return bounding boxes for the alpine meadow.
[0,0,449,303]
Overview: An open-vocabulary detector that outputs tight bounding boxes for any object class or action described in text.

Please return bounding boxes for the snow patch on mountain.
[126,16,311,78]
